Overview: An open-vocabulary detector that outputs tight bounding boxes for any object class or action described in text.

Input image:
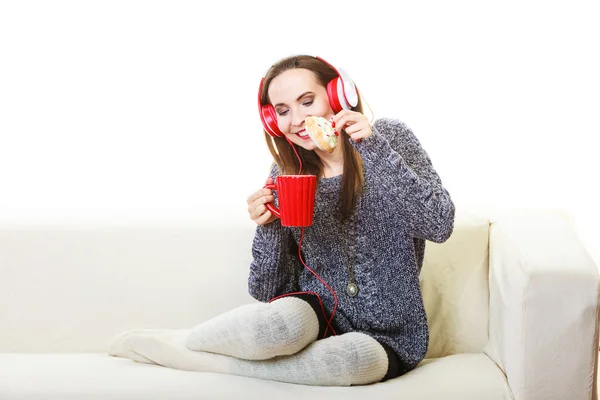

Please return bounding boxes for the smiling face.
[267,68,335,151]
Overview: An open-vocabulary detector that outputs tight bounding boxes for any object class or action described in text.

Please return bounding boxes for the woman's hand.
[331,110,372,142]
[247,177,278,225]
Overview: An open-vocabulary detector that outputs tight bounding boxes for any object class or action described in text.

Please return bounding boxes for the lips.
[294,129,311,140]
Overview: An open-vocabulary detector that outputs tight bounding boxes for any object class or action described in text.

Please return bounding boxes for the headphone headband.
[257,55,358,138]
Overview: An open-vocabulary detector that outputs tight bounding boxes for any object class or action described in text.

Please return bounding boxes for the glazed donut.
[305,116,338,153]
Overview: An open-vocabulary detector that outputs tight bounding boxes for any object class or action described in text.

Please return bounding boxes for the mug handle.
[263,183,281,219]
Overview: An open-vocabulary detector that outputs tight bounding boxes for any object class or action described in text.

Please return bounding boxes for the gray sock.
[184,297,319,360]
[109,328,188,364]
[122,329,389,386]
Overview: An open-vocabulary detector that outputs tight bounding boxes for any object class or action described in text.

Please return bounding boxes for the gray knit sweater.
[248,118,455,371]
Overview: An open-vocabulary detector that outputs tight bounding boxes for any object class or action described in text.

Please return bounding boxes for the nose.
[292,107,306,127]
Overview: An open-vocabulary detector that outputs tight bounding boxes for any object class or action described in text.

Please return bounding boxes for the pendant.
[346,282,359,297]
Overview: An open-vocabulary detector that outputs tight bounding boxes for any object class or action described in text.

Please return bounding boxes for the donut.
[304,116,338,153]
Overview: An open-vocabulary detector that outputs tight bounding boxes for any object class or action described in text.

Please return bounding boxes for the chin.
[298,144,318,151]
[287,139,316,151]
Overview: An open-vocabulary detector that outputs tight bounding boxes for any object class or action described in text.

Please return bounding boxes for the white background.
[1,0,598,265]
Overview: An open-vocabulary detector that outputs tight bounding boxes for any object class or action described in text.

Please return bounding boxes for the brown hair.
[259,55,365,221]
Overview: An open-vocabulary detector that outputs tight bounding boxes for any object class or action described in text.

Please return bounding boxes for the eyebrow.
[274,91,314,108]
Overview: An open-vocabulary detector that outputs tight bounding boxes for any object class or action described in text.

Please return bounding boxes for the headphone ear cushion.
[337,68,358,108]
[261,104,284,137]
[336,77,351,110]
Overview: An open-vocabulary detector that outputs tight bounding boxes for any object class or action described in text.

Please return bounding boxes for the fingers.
[249,202,267,221]
[246,187,272,205]
[246,176,279,225]
[251,202,277,226]
[332,111,354,134]
[332,110,362,132]
[255,209,274,225]
[248,193,274,213]
[246,176,274,206]
[332,110,371,141]
[344,122,365,135]
[247,186,276,225]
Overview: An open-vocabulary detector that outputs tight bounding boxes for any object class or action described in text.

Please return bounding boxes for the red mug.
[264,175,317,227]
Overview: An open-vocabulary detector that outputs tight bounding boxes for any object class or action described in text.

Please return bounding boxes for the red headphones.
[257,56,359,138]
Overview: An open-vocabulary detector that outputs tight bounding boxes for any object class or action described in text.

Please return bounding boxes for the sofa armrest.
[485,211,600,400]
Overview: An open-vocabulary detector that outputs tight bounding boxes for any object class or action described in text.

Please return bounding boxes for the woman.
[109,55,455,387]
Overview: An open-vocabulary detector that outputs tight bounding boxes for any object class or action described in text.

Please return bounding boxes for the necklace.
[340,217,358,297]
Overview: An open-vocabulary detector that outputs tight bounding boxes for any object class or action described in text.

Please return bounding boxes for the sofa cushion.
[420,207,490,358]
[0,221,259,352]
[0,353,512,399]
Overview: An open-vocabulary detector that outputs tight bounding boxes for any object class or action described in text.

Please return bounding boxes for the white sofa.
[1,207,598,400]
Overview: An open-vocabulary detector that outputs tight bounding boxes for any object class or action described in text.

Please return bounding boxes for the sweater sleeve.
[247,163,300,302]
[352,118,455,243]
